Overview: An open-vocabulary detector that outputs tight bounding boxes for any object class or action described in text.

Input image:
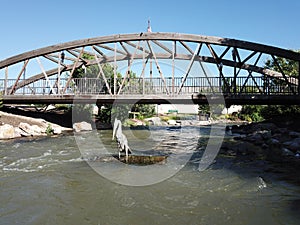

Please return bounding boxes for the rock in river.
[73,121,93,132]
[0,124,15,139]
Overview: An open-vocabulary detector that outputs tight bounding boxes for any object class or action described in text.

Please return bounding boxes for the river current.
[1,125,300,225]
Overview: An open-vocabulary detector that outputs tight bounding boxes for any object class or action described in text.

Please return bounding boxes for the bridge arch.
[0,32,300,105]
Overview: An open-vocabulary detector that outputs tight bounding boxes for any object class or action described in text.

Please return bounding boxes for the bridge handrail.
[0,76,297,96]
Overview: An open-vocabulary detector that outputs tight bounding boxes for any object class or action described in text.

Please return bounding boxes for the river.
[1,125,300,225]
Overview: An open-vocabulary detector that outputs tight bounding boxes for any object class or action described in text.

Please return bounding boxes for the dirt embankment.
[0,106,75,139]
[0,106,73,128]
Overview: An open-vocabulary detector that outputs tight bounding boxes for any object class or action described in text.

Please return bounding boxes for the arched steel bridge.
[1,32,300,105]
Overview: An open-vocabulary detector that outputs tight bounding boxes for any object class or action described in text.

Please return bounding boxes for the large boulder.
[283,138,300,153]
[0,124,15,139]
[31,125,44,135]
[282,148,295,156]
[289,131,300,138]
[167,120,177,125]
[19,122,43,136]
[14,127,29,137]
[145,117,162,126]
[73,122,93,132]
[52,125,62,135]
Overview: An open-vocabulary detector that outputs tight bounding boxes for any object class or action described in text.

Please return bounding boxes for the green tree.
[96,63,123,123]
[93,64,155,124]
[198,104,225,120]
[131,104,155,119]
[73,57,156,124]
[239,105,264,122]
[73,54,99,79]
[264,50,300,118]
[265,50,299,92]
[198,104,210,115]
[239,49,300,121]
[265,51,299,78]
[260,105,300,120]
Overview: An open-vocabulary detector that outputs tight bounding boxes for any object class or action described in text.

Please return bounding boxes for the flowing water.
[1,126,300,225]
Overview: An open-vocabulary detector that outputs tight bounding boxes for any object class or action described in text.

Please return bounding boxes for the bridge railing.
[0,76,298,96]
[118,76,298,95]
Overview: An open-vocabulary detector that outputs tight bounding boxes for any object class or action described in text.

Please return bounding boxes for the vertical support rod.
[150,58,153,80]
[150,56,153,92]
[114,42,117,96]
[172,41,175,96]
[232,49,237,94]
[58,53,61,95]
[36,58,56,95]
[298,61,300,95]
[142,41,145,95]
[4,67,8,95]
[23,61,26,95]
[93,48,113,96]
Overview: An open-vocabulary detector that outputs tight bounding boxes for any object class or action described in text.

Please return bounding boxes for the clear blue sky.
[0,0,299,60]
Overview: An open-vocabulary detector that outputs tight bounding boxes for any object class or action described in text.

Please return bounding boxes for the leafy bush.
[55,104,70,111]
[260,105,300,120]
[239,105,264,122]
[160,116,170,122]
[123,119,136,127]
[46,124,54,135]
[169,115,180,120]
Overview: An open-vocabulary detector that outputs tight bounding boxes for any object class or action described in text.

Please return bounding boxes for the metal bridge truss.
[0,33,300,105]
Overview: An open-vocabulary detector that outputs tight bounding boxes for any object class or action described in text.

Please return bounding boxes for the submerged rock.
[282,148,295,156]
[283,138,300,152]
[118,155,167,165]
[289,131,300,138]
[73,121,92,132]
[90,154,168,165]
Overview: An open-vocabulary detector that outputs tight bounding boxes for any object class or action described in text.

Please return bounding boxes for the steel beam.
[2,33,300,69]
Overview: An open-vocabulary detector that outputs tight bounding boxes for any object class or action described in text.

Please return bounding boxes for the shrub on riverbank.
[238,105,300,123]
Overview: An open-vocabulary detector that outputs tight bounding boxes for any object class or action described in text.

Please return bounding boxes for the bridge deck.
[3,94,300,105]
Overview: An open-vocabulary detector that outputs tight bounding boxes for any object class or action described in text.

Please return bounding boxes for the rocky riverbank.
[0,110,93,140]
[0,111,73,139]
[220,120,300,185]
[228,122,300,159]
